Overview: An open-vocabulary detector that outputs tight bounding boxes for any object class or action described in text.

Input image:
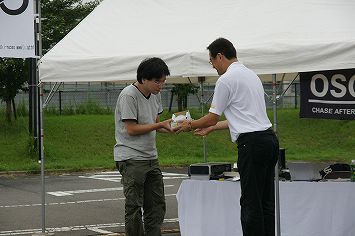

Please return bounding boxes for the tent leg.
[34,84,51,235]
[168,90,174,112]
[35,62,46,236]
[198,77,207,163]
[39,82,46,234]
[272,74,281,236]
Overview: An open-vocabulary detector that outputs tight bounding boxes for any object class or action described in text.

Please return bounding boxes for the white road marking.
[164,176,188,179]
[87,227,114,234]
[162,172,188,176]
[0,218,179,236]
[79,171,188,182]
[0,198,122,208]
[0,194,177,209]
[47,185,174,197]
[47,187,123,196]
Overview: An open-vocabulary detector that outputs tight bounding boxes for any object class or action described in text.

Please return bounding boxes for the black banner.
[300,69,355,120]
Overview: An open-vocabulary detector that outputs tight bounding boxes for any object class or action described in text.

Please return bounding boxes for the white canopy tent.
[37,0,355,235]
[40,0,355,83]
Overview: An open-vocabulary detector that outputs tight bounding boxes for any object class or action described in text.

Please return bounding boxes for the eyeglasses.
[209,55,217,65]
[209,53,222,65]
[153,79,166,85]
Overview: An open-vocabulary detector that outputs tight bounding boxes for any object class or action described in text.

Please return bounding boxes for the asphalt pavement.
[0,167,188,236]
[0,162,334,236]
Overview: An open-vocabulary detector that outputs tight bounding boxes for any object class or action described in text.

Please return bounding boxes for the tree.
[0,58,28,122]
[42,0,100,53]
[171,84,199,111]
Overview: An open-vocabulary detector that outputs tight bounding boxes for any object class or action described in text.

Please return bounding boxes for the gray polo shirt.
[114,84,163,161]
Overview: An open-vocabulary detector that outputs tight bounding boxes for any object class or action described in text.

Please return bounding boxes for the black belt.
[236,127,273,143]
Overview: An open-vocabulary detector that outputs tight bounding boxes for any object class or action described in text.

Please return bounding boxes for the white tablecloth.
[176,180,355,236]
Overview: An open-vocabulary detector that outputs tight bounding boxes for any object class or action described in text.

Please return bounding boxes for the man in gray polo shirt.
[114,57,172,236]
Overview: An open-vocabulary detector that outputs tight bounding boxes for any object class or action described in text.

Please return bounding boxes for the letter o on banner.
[310,74,328,97]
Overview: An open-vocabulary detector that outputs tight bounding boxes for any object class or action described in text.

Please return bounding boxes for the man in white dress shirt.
[174,38,279,236]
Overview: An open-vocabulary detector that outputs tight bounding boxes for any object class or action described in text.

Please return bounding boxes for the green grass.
[275,109,355,162]
[0,108,354,172]
[0,115,38,171]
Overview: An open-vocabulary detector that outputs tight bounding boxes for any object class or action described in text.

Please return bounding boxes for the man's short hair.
[137,57,170,83]
[207,38,237,60]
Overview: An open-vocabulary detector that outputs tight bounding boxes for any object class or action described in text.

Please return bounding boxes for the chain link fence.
[2,81,300,114]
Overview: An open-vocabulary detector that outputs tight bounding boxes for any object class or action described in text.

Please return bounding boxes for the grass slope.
[0,109,354,172]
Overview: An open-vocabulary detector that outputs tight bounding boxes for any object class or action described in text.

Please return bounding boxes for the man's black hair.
[207,38,237,60]
[137,57,170,83]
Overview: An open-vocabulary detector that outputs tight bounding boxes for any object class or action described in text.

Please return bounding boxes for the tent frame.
[37,73,299,236]
[25,0,355,234]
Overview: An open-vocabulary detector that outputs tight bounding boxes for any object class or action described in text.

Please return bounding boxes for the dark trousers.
[116,159,166,236]
[237,129,279,236]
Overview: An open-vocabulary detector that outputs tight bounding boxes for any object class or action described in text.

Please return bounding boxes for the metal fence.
[1,81,300,113]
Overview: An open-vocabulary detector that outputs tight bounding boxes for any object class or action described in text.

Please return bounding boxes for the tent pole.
[198,77,207,163]
[272,74,281,236]
[38,82,45,233]
[43,82,62,108]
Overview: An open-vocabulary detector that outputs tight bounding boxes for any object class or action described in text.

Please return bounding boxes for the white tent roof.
[39,0,355,83]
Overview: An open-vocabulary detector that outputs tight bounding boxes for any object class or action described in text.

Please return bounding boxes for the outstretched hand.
[172,120,191,134]
[160,119,173,133]
[193,127,213,137]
